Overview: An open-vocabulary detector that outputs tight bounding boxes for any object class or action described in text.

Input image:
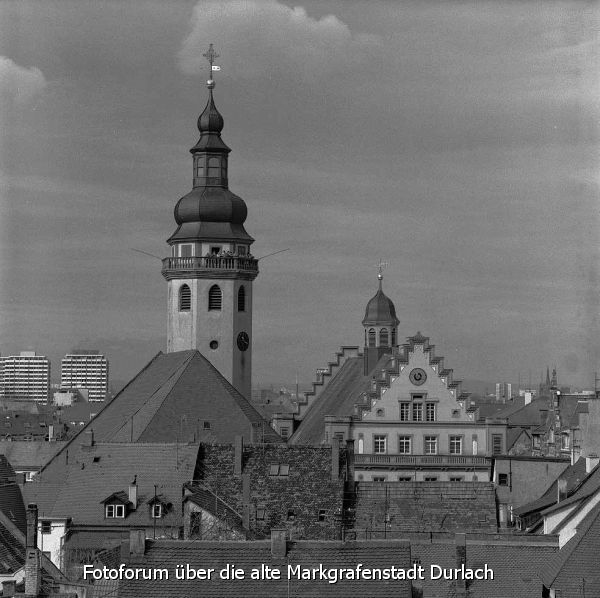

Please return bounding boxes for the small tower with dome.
[362,265,400,374]
[162,45,257,399]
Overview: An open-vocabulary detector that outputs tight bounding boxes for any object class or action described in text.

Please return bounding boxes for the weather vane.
[375,259,388,280]
[202,43,221,87]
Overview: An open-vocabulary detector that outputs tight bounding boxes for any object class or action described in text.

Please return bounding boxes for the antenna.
[256,248,290,261]
[131,248,162,261]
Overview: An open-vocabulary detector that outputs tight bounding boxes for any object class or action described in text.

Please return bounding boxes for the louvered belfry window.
[208,285,222,311]
[179,284,191,311]
[237,286,246,312]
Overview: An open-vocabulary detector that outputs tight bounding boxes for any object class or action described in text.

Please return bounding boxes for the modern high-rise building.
[60,350,109,402]
[0,351,51,402]
[495,382,512,403]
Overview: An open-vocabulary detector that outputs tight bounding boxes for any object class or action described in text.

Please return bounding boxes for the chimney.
[271,528,287,559]
[82,429,94,448]
[331,437,340,481]
[128,476,137,509]
[2,580,16,598]
[234,435,244,477]
[48,423,55,441]
[586,454,600,474]
[557,478,567,502]
[24,504,41,597]
[455,533,467,596]
[128,529,146,561]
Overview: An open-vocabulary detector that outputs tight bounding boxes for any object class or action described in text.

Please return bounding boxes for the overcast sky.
[0,0,598,390]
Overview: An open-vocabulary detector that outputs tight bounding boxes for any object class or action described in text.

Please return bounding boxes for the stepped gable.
[353,482,497,533]
[290,353,393,446]
[36,351,280,463]
[540,502,600,594]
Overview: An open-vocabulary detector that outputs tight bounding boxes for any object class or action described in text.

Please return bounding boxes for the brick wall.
[353,481,497,533]
[196,444,346,540]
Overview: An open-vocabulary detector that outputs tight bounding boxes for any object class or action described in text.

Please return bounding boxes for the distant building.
[60,349,108,402]
[495,382,512,403]
[0,351,50,403]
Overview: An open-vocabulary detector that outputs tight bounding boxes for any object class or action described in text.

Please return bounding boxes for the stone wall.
[196,443,347,540]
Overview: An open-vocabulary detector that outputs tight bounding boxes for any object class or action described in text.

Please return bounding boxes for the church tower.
[362,268,400,374]
[162,45,257,399]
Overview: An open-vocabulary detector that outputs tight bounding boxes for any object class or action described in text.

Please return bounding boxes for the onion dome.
[362,273,399,326]
[168,66,253,244]
[190,84,230,154]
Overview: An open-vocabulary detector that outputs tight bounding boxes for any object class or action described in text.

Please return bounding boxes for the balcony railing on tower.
[161,255,259,279]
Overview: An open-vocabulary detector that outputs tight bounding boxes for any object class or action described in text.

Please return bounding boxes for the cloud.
[0,56,46,104]
[178,0,380,81]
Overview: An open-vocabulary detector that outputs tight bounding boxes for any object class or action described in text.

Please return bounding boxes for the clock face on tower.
[409,368,427,386]
[237,331,250,352]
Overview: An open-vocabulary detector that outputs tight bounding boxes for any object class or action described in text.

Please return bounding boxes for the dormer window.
[151,504,162,519]
[106,504,125,518]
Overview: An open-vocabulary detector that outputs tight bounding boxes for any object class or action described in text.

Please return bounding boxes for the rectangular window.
[373,435,387,454]
[180,244,193,258]
[317,509,327,522]
[399,402,410,421]
[424,476,438,482]
[425,402,436,422]
[492,434,503,455]
[372,476,387,483]
[449,476,463,482]
[269,463,280,476]
[424,436,438,455]
[449,436,463,455]
[280,427,289,440]
[105,504,125,518]
[498,473,509,486]
[399,476,412,482]
[151,504,162,518]
[561,434,570,450]
[256,507,266,521]
[41,521,51,534]
[398,436,412,454]
[412,403,423,422]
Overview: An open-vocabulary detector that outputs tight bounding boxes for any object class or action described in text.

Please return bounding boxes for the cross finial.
[202,43,220,88]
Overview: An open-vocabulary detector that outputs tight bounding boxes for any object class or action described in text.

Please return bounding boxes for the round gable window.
[209,340,219,350]
[376,408,385,417]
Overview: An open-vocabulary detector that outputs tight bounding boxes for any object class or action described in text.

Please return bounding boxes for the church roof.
[36,351,281,460]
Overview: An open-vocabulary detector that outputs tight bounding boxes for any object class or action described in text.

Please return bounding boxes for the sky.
[0,0,598,390]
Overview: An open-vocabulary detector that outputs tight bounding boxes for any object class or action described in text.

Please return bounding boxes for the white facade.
[0,352,50,402]
[60,351,108,402]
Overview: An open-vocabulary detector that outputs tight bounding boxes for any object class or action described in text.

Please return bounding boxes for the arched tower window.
[379,328,389,347]
[237,286,246,312]
[368,328,376,348]
[208,285,222,311]
[179,284,191,312]
[391,328,397,347]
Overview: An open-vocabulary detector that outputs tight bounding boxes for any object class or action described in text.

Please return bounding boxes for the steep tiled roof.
[0,441,66,471]
[498,398,548,427]
[541,462,600,515]
[412,536,558,598]
[540,503,600,593]
[23,442,199,526]
[291,354,398,446]
[117,539,412,597]
[513,457,589,517]
[33,351,280,473]
[290,356,372,445]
